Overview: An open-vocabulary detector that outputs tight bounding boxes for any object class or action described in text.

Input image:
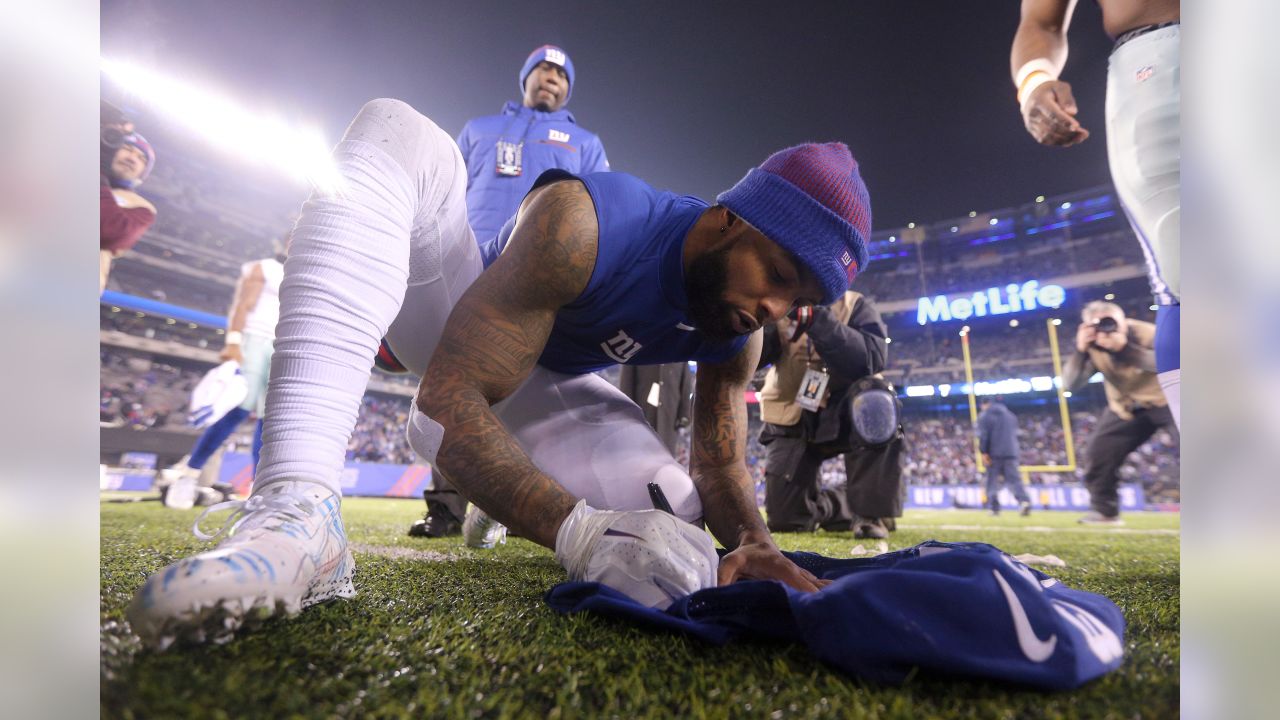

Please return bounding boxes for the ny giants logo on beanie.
[717,142,872,304]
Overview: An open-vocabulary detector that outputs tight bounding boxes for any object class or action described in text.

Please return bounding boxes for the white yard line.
[351,543,462,562]
[897,524,1179,535]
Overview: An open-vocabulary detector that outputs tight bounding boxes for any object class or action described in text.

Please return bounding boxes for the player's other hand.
[717,535,830,592]
[1022,80,1090,147]
[982,452,993,467]
[1075,322,1097,353]
[554,500,718,610]
[220,344,245,364]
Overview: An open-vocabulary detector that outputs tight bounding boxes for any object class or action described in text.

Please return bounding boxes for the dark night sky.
[101,0,1117,229]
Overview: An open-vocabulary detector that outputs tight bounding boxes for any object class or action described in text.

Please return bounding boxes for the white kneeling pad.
[554,499,718,609]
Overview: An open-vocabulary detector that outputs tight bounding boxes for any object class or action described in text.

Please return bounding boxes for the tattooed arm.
[416,180,596,549]
[692,331,827,592]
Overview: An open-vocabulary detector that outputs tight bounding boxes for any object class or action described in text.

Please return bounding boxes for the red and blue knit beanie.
[716,143,871,304]
[116,131,156,189]
[519,45,575,105]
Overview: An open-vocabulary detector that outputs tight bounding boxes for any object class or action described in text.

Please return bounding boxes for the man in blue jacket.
[977,396,1031,516]
[456,44,610,245]
[411,45,611,540]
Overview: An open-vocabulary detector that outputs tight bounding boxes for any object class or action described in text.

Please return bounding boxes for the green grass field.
[100,496,1179,719]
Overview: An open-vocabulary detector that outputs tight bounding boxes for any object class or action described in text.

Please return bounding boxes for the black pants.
[763,437,851,532]
[1084,405,1178,517]
[985,457,1028,511]
[845,438,905,519]
[763,434,903,532]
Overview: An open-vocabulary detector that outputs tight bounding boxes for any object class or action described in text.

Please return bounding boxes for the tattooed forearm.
[691,332,772,549]
[417,180,598,549]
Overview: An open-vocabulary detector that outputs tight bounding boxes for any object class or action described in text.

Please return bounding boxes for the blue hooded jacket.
[457,101,610,244]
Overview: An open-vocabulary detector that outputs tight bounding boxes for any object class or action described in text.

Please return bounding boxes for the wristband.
[1014,58,1058,108]
[224,330,243,345]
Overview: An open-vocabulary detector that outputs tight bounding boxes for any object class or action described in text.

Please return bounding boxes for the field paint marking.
[351,543,462,562]
[897,524,1179,536]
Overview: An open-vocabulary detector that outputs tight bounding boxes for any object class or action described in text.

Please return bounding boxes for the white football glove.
[554,499,718,609]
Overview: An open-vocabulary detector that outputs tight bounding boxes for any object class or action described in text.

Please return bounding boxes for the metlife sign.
[916,280,1066,325]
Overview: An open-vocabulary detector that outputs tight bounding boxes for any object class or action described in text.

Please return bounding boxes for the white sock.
[1158,368,1180,431]
[253,99,459,498]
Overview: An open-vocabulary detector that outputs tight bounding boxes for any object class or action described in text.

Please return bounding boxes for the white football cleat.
[462,506,507,549]
[127,481,355,650]
[158,463,200,510]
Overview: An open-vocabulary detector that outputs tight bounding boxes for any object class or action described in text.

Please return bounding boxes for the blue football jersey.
[546,540,1126,690]
[479,170,749,375]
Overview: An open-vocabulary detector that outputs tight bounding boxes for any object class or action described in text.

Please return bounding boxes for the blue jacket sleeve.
[581,135,610,173]
[456,122,477,189]
[977,412,991,454]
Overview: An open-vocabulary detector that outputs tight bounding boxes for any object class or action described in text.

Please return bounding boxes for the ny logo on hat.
[840,250,853,267]
[545,48,566,65]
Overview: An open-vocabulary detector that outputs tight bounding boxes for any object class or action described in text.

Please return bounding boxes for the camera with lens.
[1091,316,1119,334]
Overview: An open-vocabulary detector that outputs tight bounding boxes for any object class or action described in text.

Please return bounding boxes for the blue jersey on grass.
[546,540,1125,690]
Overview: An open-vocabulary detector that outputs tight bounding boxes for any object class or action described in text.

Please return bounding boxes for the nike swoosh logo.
[992,568,1057,662]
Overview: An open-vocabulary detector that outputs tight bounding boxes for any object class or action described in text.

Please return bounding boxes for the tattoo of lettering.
[417,181,598,549]
[691,332,769,548]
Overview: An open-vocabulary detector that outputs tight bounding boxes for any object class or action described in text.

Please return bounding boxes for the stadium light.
[989,217,999,225]
[1035,195,1046,203]
[908,222,916,228]
[950,226,958,232]
[1104,293,1115,300]
[1060,201,1072,210]
[1052,318,1062,326]
[968,211,977,217]
[885,337,892,344]
[1009,319,1019,327]
[100,57,343,195]
[1063,391,1073,398]
[1149,304,1158,311]
[889,236,896,243]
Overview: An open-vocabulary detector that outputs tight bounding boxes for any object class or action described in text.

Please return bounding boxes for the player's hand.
[555,500,718,610]
[982,453,992,467]
[1022,80,1090,147]
[717,535,829,592]
[220,344,244,364]
[1092,329,1128,352]
[1075,323,1097,353]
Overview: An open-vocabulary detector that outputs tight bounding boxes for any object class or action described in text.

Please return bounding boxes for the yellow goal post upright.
[962,318,1076,481]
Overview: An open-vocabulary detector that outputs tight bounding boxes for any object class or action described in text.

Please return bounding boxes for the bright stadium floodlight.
[100,57,343,195]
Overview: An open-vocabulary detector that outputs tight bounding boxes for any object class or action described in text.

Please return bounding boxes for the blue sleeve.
[977,413,991,453]
[456,122,477,189]
[582,135,610,174]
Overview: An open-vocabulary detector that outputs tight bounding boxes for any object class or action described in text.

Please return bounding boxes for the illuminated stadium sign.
[916,280,1065,325]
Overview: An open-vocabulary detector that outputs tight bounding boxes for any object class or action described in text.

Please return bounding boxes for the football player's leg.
[128,99,470,649]
[1105,26,1181,427]
[493,368,704,524]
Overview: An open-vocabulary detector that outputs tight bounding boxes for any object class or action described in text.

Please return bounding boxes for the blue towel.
[545,540,1125,690]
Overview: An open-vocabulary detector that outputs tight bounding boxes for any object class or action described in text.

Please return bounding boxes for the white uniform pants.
[1105,24,1180,304]
[255,99,700,523]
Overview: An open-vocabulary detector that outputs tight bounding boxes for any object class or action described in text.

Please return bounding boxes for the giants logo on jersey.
[549,129,571,143]
[601,330,642,363]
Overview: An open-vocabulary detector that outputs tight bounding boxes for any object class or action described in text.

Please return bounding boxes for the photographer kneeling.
[757,290,900,538]
[1065,301,1178,525]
